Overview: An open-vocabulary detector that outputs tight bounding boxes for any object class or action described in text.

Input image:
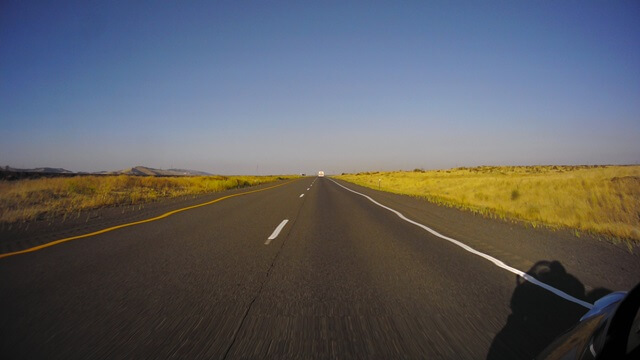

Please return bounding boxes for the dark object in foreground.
[537,281,640,359]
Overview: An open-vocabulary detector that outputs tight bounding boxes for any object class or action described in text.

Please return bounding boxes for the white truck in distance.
[318,171,325,177]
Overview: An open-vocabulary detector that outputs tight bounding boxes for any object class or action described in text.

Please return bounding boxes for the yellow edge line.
[0,179,299,259]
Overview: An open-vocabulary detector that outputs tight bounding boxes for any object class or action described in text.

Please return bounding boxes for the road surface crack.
[222,191,307,359]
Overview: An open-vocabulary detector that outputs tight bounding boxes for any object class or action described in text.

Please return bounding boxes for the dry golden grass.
[0,175,296,224]
[337,165,640,244]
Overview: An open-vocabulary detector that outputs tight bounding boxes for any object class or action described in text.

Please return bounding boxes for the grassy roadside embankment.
[336,165,640,245]
[0,175,296,224]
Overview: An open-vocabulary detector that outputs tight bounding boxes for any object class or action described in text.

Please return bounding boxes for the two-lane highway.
[1,177,638,359]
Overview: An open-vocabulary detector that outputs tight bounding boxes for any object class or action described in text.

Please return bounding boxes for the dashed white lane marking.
[265,219,289,245]
[329,178,593,310]
[307,188,310,191]
[299,194,304,198]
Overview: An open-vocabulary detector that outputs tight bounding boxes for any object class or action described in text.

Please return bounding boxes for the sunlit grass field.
[336,165,640,244]
[0,175,295,224]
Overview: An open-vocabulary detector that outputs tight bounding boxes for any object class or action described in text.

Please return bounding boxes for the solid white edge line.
[265,219,289,245]
[299,194,304,198]
[328,178,594,310]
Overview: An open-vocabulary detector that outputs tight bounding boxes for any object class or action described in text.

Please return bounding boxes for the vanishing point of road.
[1,177,639,359]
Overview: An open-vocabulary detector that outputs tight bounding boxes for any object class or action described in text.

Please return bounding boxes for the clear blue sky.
[1,1,639,174]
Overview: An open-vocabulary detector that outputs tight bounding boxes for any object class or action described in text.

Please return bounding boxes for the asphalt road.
[1,177,639,359]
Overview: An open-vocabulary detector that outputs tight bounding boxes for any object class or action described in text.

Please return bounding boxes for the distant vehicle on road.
[318,171,325,177]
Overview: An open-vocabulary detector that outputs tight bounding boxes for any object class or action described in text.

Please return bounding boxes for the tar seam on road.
[329,178,594,310]
[0,179,300,260]
[265,219,289,245]
[222,181,308,359]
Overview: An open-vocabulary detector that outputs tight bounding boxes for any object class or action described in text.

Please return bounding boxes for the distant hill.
[166,168,212,176]
[2,166,73,174]
[107,166,212,176]
[1,165,212,179]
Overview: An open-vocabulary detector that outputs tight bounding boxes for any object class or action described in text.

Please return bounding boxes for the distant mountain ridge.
[2,165,212,177]
[109,166,212,176]
[2,166,74,174]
